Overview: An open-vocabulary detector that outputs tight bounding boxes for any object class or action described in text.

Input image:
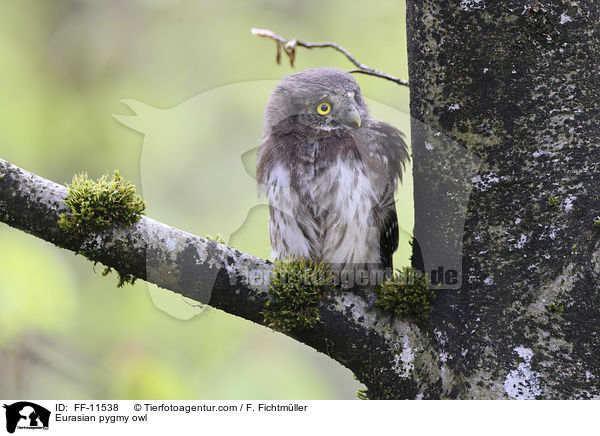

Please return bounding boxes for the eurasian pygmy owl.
[257,67,409,285]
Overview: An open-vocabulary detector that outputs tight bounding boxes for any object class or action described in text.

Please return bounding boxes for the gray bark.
[408,0,600,398]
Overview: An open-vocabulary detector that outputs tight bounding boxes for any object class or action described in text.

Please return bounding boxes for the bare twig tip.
[251,28,276,38]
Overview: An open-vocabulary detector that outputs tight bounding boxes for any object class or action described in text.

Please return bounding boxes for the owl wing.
[363,119,409,182]
[362,119,410,271]
[378,185,399,270]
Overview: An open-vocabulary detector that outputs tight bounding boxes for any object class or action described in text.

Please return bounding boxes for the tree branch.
[0,158,446,399]
[251,28,409,87]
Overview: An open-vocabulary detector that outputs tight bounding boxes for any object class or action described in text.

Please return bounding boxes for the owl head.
[263,67,369,134]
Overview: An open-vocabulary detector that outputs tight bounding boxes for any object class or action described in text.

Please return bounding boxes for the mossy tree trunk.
[407,0,600,398]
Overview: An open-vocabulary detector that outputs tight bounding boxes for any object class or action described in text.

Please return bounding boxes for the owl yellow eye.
[316,102,331,115]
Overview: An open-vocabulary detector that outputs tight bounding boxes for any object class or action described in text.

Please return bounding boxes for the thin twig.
[251,28,409,87]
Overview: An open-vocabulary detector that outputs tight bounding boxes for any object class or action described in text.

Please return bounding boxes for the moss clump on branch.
[58,171,146,287]
[58,171,145,236]
[262,257,334,332]
[205,234,226,244]
[546,297,564,314]
[356,388,369,400]
[547,196,559,206]
[100,265,138,288]
[374,267,437,321]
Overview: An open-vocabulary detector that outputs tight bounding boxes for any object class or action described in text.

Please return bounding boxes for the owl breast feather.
[259,132,382,270]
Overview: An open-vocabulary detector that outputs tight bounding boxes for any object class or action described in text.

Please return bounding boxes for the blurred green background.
[0,0,410,399]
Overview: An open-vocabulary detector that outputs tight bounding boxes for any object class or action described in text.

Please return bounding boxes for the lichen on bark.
[407,0,600,398]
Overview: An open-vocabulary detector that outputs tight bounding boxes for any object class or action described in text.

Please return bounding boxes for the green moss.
[547,196,559,206]
[356,388,369,400]
[59,171,145,236]
[101,265,137,288]
[205,234,226,244]
[262,256,334,332]
[593,216,600,229]
[59,171,145,287]
[546,297,564,314]
[374,267,437,321]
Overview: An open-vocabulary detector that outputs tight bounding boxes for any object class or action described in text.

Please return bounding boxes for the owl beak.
[345,106,362,128]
